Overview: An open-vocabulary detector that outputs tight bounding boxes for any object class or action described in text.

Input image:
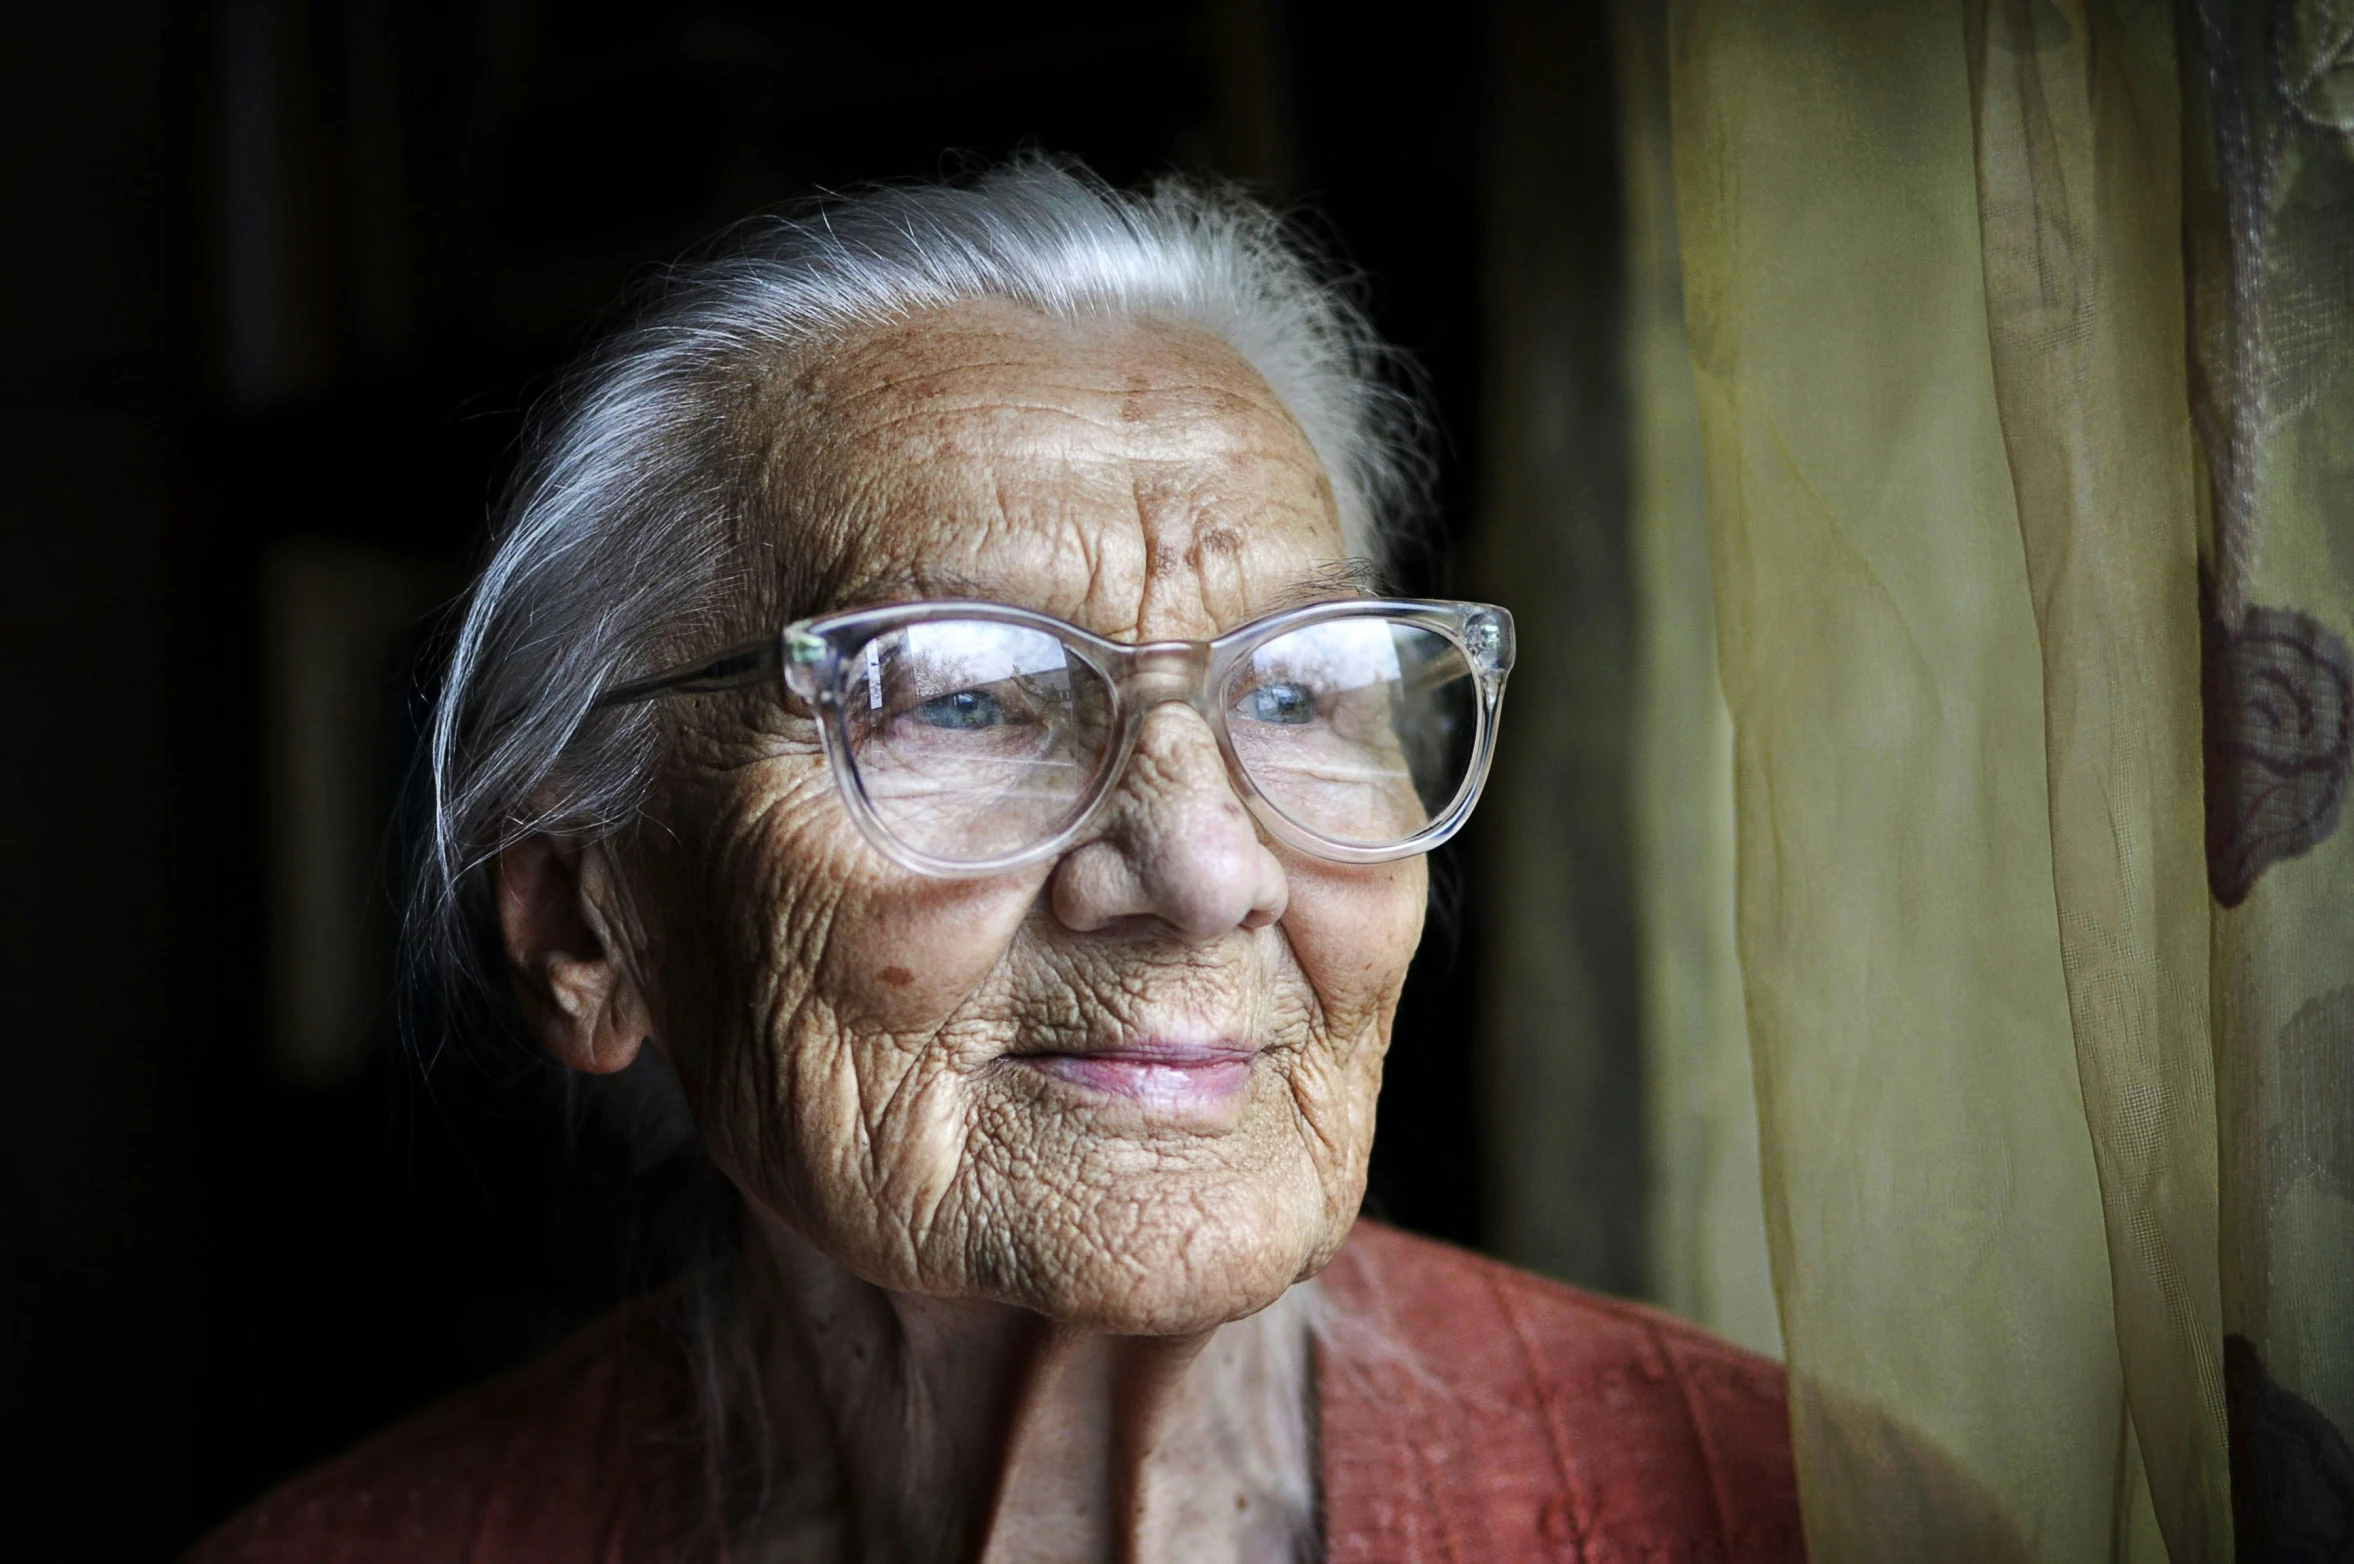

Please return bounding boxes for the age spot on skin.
[880,966,915,987]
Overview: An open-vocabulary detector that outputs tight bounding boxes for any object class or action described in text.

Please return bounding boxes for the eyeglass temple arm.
[594,638,782,708]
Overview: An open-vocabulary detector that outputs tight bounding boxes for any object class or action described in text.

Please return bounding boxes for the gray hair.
[414,155,1430,1017]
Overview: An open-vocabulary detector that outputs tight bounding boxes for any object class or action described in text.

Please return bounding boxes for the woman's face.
[622,300,1426,1333]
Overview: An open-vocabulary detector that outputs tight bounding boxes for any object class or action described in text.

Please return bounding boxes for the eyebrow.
[1253,558,1389,609]
[824,566,995,610]
[823,556,1388,617]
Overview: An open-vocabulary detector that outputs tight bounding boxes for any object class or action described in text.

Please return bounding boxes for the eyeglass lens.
[834,616,1478,865]
[1224,618,1476,849]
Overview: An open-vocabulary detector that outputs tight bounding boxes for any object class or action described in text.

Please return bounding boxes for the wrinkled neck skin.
[740,1209,1320,1564]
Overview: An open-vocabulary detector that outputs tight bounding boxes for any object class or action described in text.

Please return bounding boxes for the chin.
[980,1165,1355,1336]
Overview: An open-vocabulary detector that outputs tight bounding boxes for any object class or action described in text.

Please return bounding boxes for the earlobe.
[493,834,650,1076]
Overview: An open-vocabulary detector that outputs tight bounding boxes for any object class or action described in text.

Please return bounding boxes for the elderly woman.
[197,160,1798,1562]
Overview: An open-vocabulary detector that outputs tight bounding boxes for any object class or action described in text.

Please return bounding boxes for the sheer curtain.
[1620,4,1782,1362]
[1661,0,2354,1556]
[1475,0,1784,1355]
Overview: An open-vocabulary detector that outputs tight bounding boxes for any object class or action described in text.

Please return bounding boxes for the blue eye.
[1237,681,1318,725]
[915,690,1004,729]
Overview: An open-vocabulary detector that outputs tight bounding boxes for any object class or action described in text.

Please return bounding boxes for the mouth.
[1012,1038,1259,1115]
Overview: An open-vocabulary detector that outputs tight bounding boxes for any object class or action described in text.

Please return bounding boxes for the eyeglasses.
[599,598,1515,878]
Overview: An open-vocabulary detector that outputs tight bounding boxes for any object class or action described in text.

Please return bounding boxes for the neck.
[734,1209,1319,1563]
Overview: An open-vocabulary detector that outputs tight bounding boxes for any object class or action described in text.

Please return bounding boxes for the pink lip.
[1016,1039,1258,1113]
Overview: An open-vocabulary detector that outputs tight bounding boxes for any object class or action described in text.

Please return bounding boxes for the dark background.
[3,3,1624,1555]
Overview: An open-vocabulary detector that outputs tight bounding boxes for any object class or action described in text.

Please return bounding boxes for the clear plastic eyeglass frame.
[597,597,1516,879]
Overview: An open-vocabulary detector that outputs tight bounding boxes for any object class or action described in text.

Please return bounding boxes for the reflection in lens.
[840,619,1114,863]
[1225,619,1476,848]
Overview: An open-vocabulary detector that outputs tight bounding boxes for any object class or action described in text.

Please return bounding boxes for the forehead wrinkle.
[803,328,1298,503]
[756,300,1342,636]
[815,312,1305,469]
[827,393,1284,484]
[820,318,1266,422]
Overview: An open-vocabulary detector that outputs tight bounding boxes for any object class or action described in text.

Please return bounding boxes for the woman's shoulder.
[1317,1221,1803,1561]
[185,1294,703,1564]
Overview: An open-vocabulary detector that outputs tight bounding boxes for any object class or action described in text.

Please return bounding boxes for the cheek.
[710,780,1047,1039]
[1279,856,1427,1033]
[640,763,1044,1069]
[810,871,1047,1032]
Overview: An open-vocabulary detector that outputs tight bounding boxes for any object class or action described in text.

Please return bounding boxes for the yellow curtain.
[1966,4,2228,1556]
[1619,3,1782,1360]
[1671,0,2195,1555]
[1475,0,1783,1351]
[1665,0,2354,1555]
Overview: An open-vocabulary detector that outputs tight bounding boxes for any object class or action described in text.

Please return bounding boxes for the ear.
[493,833,650,1075]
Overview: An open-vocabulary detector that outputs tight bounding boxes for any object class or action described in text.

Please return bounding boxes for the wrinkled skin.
[497,299,1428,1560]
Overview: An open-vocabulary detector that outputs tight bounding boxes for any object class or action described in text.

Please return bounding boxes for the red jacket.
[192,1222,1803,1562]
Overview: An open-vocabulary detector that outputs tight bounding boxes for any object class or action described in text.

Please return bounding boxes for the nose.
[1048,702,1288,938]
